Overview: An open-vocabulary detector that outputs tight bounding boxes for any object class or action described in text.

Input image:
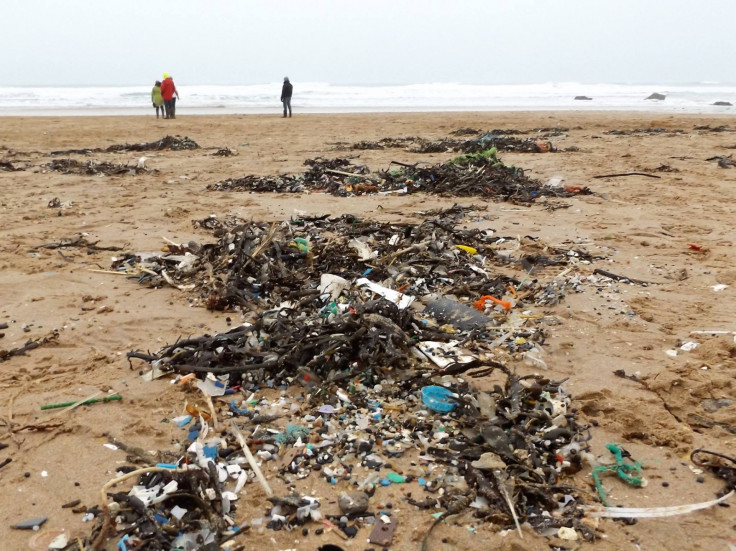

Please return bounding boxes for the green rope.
[592,443,644,506]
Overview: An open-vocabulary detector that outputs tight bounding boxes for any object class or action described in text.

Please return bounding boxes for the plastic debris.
[421,386,458,413]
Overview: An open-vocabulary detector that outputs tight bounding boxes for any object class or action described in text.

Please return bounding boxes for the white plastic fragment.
[49,533,69,549]
[319,274,349,300]
[414,340,476,368]
[712,284,728,292]
[170,505,187,520]
[348,239,377,261]
[680,341,699,352]
[196,373,228,396]
[586,489,734,518]
[557,526,578,540]
[356,278,414,309]
[234,471,247,493]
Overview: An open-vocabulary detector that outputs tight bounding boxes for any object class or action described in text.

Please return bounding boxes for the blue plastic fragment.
[175,415,193,427]
[117,535,131,551]
[187,429,200,440]
[379,478,391,486]
[417,477,427,486]
[155,463,179,469]
[203,445,218,459]
[153,513,169,524]
[421,385,457,413]
[230,400,250,415]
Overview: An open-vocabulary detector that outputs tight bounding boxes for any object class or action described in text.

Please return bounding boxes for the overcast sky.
[2,0,733,86]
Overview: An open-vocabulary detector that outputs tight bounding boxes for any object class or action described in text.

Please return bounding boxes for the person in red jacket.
[160,73,179,119]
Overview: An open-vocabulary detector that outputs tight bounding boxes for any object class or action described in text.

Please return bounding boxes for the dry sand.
[1,111,735,550]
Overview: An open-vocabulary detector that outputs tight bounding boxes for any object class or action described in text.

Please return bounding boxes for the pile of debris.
[209,150,591,202]
[77,208,601,549]
[81,362,592,550]
[45,158,151,176]
[333,129,575,154]
[112,209,592,316]
[49,135,200,156]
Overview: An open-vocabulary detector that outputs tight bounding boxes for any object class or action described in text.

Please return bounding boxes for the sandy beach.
[1,111,735,551]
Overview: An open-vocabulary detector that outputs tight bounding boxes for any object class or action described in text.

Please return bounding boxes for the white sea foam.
[0,82,734,115]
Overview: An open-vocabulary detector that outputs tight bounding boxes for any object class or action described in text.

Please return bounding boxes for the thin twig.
[230,421,273,497]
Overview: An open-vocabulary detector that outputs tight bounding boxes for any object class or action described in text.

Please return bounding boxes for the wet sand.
[1,111,735,550]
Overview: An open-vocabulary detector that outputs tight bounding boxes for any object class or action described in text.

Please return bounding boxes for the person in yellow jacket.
[151,81,164,119]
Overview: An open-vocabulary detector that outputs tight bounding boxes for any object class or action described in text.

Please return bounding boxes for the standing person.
[281,77,292,118]
[151,80,164,119]
[161,73,179,119]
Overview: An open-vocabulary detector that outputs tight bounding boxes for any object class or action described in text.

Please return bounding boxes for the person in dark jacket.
[281,77,293,118]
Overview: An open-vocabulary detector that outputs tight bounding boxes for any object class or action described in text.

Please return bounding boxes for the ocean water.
[0,82,734,116]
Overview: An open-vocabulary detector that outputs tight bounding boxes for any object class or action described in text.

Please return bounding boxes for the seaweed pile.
[410,134,556,154]
[209,149,590,202]
[333,128,574,154]
[0,161,23,171]
[45,158,151,176]
[341,137,418,150]
[603,128,683,136]
[49,135,200,156]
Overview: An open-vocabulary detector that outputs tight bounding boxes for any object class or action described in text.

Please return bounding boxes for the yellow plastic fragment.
[455,245,477,255]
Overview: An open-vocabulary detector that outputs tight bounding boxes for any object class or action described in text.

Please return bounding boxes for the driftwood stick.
[324,169,371,180]
[390,160,419,168]
[593,268,650,285]
[593,172,661,179]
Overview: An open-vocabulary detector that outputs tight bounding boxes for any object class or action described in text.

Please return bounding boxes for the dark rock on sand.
[646,93,666,101]
[713,101,732,106]
[574,96,593,101]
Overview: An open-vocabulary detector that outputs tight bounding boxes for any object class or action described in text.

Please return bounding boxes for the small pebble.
[696,477,705,484]
[662,481,669,487]
[302,528,309,536]
[315,528,324,535]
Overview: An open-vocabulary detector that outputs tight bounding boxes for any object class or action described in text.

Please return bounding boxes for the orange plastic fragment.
[473,294,512,311]
[186,403,211,421]
[397,283,410,293]
[564,185,585,193]
[688,243,703,251]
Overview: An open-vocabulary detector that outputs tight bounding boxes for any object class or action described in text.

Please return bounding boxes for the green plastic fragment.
[386,472,406,484]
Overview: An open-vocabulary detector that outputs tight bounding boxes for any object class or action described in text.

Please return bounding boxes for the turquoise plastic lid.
[421,385,457,413]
